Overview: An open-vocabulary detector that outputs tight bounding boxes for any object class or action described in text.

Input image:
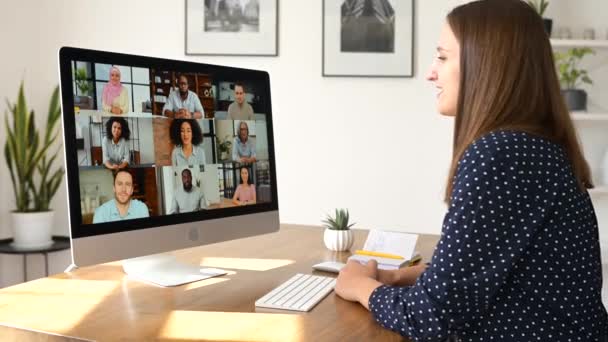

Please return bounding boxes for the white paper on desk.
[363,229,418,258]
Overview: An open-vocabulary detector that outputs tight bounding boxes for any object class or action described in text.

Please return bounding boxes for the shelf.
[571,113,608,121]
[551,39,608,48]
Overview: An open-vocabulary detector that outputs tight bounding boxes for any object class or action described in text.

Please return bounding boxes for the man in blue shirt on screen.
[162,75,204,119]
[93,170,150,223]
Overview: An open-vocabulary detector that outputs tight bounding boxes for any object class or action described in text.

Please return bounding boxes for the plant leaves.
[323,208,354,230]
[4,138,19,206]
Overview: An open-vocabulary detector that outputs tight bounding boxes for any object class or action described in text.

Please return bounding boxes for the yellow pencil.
[354,250,404,260]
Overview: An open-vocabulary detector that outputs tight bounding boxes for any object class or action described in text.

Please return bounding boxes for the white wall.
[0,0,606,287]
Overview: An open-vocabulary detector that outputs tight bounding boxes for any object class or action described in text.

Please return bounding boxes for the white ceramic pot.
[11,211,54,250]
[323,229,354,252]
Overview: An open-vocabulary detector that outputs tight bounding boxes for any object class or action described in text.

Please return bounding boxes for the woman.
[232,121,256,163]
[102,117,130,170]
[232,166,256,206]
[335,1,608,340]
[101,66,129,114]
[170,119,206,167]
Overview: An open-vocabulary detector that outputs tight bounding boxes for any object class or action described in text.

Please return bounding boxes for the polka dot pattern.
[369,130,608,341]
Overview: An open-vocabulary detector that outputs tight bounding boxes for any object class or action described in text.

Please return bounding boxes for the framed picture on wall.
[323,0,414,77]
[186,0,278,56]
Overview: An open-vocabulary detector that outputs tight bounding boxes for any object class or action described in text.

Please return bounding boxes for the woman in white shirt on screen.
[170,119,206,167]
[101,66,129,115]
[102,116,130,170]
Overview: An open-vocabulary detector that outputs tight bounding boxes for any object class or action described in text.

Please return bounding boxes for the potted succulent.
[216,135,232,161]
[527,0,552,36]
[322,208,355,251]
[555,47,595,111]
[4,82,64,249]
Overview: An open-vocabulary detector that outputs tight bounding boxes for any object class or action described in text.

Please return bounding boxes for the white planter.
[11,211,54,250]
[323,229,354,252]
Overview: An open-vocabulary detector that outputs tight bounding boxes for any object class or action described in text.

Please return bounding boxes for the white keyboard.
[255,273,336,312]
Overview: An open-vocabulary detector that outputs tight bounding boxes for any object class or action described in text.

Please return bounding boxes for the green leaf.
[6,119,25,183]
[4,138,18,205]
[45,86,60,143]
[527,0,549,16]
[540,1,549,16]
[322,208,355,230]
[555,47,594,89]
[16,84,29,168]
[581,75,593,85]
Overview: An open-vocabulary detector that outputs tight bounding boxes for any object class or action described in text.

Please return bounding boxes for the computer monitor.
[58,47,279,286]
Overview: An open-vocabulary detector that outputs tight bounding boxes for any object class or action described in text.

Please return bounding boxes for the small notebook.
[348,229,419,270]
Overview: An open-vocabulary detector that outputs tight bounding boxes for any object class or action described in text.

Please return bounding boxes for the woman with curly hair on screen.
[170,119,206,167]
[102,116,131,170]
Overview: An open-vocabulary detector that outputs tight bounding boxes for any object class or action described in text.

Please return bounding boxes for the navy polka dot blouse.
[369,130,608,341]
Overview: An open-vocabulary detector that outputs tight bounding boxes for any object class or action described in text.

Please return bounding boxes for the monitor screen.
[58,47,279,268]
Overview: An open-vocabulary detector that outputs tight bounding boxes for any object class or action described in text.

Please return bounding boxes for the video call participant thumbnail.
[93,169,150,223]
[232,121,256,163]
[170,168,208,214]
[170,119,207,167]
[163,75,204,119]
[232,166,256,206]
[227,82,254,120]
[101,66,129,115]
[102,117,130,170]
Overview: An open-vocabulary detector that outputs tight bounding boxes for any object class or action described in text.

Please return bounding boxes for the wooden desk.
[0,225,439,341]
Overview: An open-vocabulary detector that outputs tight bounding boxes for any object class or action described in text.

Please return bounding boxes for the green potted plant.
[322,208,355,251]
[74,67,93,108]
[527,0,552,36]
[4,82,64,249]
[216,135,232,161]
[554,47,595,111]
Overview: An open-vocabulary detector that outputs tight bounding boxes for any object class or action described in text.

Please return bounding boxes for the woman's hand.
[335,260,382,309]
[377,268,400,285]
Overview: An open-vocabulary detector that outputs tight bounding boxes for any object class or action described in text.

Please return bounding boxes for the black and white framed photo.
[323,0,414,77]
[186,0,278,56]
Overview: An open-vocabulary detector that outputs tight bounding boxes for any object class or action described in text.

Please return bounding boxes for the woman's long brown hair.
[444,0,592,203]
